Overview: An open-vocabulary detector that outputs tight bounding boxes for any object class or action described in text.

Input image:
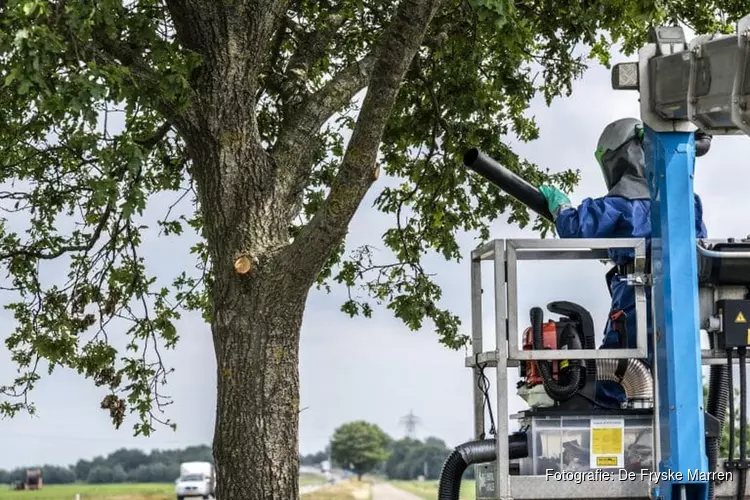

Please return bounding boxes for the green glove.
[538,185,572,219]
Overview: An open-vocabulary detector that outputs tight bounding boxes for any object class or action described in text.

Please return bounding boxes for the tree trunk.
[166,2,445,499]
[211,250,309,500]
[187,133,313,499]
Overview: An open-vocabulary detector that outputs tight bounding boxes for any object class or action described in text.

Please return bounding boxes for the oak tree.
[0,0,743,498]
[330,421,391,480]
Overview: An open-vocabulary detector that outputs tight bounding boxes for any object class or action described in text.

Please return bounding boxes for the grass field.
[0,483,172,500]
[390,479,476,500]
[0,474,330,500]
[299,474,328,487]
[302,480,370,500]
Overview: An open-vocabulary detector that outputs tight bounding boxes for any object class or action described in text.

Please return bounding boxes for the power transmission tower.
[399,409,421,438]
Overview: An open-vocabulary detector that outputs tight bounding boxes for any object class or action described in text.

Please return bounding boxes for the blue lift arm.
[646,129,707,500]
[612,16,750,500]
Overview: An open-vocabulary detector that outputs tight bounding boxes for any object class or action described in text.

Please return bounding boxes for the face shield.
[594,119,649,198]
[596,134,646,190]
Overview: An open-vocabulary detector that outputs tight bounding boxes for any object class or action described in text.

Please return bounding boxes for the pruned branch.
[289,0,445,277]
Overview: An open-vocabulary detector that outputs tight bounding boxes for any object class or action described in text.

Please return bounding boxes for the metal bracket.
[624,272,652,287]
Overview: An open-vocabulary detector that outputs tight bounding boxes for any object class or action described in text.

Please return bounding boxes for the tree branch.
[163,0,227,55]
[278,12,348,104]
[135,122,174,150]
[0,201,114,261]
[289,0,445,277]
[242,1,293,72]
[87,34,193,129]
[162,0,291,143]
[272,54,376,210]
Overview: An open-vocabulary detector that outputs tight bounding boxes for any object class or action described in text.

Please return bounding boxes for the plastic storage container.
[513,412,653,475]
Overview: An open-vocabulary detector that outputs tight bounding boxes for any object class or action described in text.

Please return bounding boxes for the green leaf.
[22,1,37,16]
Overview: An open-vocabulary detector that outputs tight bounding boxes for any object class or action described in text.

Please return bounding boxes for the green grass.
[0,476,329,500]
[302,480,370,500]
[390,479,476,500]
[300,474,328,487]
[0,483,172,500]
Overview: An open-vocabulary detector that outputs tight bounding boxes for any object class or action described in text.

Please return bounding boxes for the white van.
[175,462,215,500]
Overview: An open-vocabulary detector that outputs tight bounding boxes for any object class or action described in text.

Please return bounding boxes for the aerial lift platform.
[437,13,750,500]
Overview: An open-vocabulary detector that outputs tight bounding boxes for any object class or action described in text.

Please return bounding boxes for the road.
[371,483,423,500]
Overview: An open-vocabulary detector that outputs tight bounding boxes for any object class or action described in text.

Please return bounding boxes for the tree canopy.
[0,0,746,449]
[330,421,391,478]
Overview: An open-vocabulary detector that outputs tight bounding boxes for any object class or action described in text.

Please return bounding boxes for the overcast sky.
[1,41,749,470]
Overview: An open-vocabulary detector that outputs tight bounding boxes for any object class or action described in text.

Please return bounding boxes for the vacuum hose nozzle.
[437,434,528,500]
[463,149,554,221]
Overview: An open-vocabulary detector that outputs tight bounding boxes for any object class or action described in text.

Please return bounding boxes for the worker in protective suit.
[537,118,711,407]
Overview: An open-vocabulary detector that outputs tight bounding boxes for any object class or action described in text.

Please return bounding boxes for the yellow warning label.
[592,427,623,455]
[597,456,618,467]
[736,311,747,323]
[746,328,750,345]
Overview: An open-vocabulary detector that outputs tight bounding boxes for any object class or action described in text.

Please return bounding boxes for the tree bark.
[211,251,309,500]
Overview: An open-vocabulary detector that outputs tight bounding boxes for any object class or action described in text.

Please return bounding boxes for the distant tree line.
[383,436,474,481]
[300,450,328,466]
[304,421,474,481]
[0,445,213,485]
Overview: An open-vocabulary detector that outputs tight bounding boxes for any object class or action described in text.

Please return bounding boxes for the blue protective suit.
[554,195,707,406]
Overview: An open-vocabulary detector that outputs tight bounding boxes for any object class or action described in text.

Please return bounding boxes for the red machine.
[521,319,565,386]
[517,301,598,410]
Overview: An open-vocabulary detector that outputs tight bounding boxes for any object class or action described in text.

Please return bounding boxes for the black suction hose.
[738,348,747,500]
[437,435,528,500]
[728,349,736,465]
[706,332,729,500]
[531,307,581,401]
[463,149,554,222]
